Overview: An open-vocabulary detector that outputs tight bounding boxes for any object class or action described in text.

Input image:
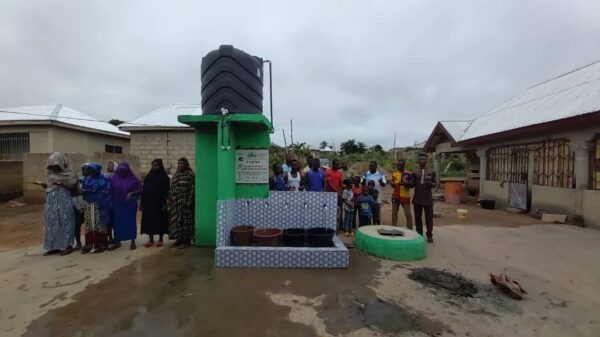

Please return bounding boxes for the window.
[105,144,123,154]
[592,136,600,190]
[532,140,574,189]
[487,144,529,184]
[0,132,30,155]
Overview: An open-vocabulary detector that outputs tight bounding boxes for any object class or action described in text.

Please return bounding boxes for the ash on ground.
[408,267,479,297]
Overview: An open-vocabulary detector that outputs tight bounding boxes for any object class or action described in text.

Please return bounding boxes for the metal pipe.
[264,60,273,126]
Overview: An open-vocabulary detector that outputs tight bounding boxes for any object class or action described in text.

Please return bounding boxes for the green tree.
[357,142,367,154]
[319,140,328,149]
[369,144,384,152]
[340,139,358,154]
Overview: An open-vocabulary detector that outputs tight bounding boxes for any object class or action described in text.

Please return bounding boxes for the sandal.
[91,247,106,254]
[59,246,73,256]
[108,243,121,251]
[130,241,137,250]
[43,250,60,256]
[155,241,164,248]
[144,241,154,248]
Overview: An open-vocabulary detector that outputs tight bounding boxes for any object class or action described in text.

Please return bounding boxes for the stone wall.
[23,153,138,203]
[129,130,195,176]
[0,161,23,201]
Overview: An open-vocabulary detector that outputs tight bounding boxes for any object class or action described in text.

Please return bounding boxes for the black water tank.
[201,45,263,115]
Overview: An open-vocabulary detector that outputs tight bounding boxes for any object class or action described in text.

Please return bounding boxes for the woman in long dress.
[81,163,111,253]
[140,159,170,247]
[41,152,78,256]
[109,162,141,250]
[167,158,195,249]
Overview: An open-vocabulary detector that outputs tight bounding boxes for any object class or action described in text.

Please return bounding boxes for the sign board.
[236,149,269,184]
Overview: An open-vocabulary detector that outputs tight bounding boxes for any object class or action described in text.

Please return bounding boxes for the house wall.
[129,130,195,176]
[480,180,509,208]
[23,152,138,203]
[531,185,577,214]
[51,127,130,155]
[582,190,600,229]
[0,125,129,156]
[0,125,52,155]
[0,161,23,201]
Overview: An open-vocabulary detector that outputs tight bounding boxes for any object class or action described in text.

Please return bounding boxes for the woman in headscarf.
[140,159,170,247]
[39,152,78,256]
[167,158,195,249]
[81,163,111,253]
[72,163,90,251]
[109,162,142,250]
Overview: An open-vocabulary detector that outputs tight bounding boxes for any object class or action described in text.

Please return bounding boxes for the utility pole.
[393,131,397,160]
[282,129,288,150]
[290,119,294,146]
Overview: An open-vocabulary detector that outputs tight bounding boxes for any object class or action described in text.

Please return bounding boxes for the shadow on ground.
[24,248,450,337]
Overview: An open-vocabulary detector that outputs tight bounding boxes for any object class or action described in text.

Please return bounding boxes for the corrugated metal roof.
[440,121,471,141]
[120,104,202,130]
[0,104,129,137]
[460,60,600,141]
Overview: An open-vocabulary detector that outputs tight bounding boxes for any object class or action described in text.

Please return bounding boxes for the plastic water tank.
[201,45,264,115]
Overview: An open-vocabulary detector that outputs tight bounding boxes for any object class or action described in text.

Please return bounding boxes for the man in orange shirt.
[325,159,343,192]
[391,159,413,229]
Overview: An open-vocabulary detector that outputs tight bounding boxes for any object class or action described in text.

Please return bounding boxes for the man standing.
[341,160,355,181]
[282,152,293,175]
[391,159,413,229]
[302,155,314,174]
[362,161,386,225]
[305,159,325,192]
[412,154,436,243]
[325,159,343,193]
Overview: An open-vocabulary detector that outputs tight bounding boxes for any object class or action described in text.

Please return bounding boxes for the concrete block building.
[0,104,132,201]
[424,61,600,228]
[120,104,201,176]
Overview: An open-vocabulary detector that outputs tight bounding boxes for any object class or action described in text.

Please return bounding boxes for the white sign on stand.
[236,149,269,184]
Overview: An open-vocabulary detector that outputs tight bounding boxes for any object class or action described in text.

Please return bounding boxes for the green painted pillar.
[178,114,273,246]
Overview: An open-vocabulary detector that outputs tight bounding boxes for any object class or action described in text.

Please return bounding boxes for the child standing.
[341,179,354,236]
[357,186,376,227]
[352,176,363,230]
[367,180,380,225]
[269,163,286,191]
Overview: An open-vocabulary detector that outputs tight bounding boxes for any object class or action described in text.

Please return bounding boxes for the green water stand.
[178,114,273,246]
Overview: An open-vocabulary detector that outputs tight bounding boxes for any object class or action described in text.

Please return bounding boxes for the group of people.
[270,153,437,243]
[39,153,196,256]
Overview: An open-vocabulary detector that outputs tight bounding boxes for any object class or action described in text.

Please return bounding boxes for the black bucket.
[480,199,496,210]
[283,228,306,247]
[307,227,335,247]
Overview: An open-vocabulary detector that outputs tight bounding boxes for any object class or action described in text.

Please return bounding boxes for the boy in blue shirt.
[357,185,376,227]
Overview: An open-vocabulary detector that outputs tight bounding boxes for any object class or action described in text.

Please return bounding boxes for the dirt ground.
[1,191,599,337]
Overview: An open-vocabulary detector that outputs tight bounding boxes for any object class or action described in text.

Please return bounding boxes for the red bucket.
[254,228,282,247]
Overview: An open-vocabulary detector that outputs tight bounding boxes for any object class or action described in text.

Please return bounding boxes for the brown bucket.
[230,225,254,246]
[254,228,282,247]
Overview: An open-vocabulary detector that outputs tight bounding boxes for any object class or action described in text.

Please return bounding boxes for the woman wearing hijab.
[38,152,78,256]
[167,158,195,249]
[140,159,170,247]
[81,163,112,253]
[109,162,142,250]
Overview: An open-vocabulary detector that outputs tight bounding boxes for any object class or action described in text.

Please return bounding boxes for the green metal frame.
[178,114,273,246]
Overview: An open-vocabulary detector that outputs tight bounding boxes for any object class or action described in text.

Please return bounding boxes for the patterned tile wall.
[217,191,338,247]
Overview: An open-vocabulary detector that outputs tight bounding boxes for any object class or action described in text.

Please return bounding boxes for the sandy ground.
[1,193,599,336]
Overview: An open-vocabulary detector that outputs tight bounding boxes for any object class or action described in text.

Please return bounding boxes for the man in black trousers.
[412,154,437,243]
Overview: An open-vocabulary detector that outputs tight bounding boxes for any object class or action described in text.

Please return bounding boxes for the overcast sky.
[2,0,600,149]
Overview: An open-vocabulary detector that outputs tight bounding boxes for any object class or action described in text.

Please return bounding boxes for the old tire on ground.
[355,225,426,261]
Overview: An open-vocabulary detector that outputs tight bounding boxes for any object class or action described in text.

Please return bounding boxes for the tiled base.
[215,236,349,268]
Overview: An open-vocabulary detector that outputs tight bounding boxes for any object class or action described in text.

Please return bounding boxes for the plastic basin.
[254,228,282,247]
[307,227,335,247]
[480,199,496,210]
[282,228,306,247]
[230,225,254,246]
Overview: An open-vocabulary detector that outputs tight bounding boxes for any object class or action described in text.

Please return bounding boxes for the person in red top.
[351,175,363,231]
[325,159,343,192]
